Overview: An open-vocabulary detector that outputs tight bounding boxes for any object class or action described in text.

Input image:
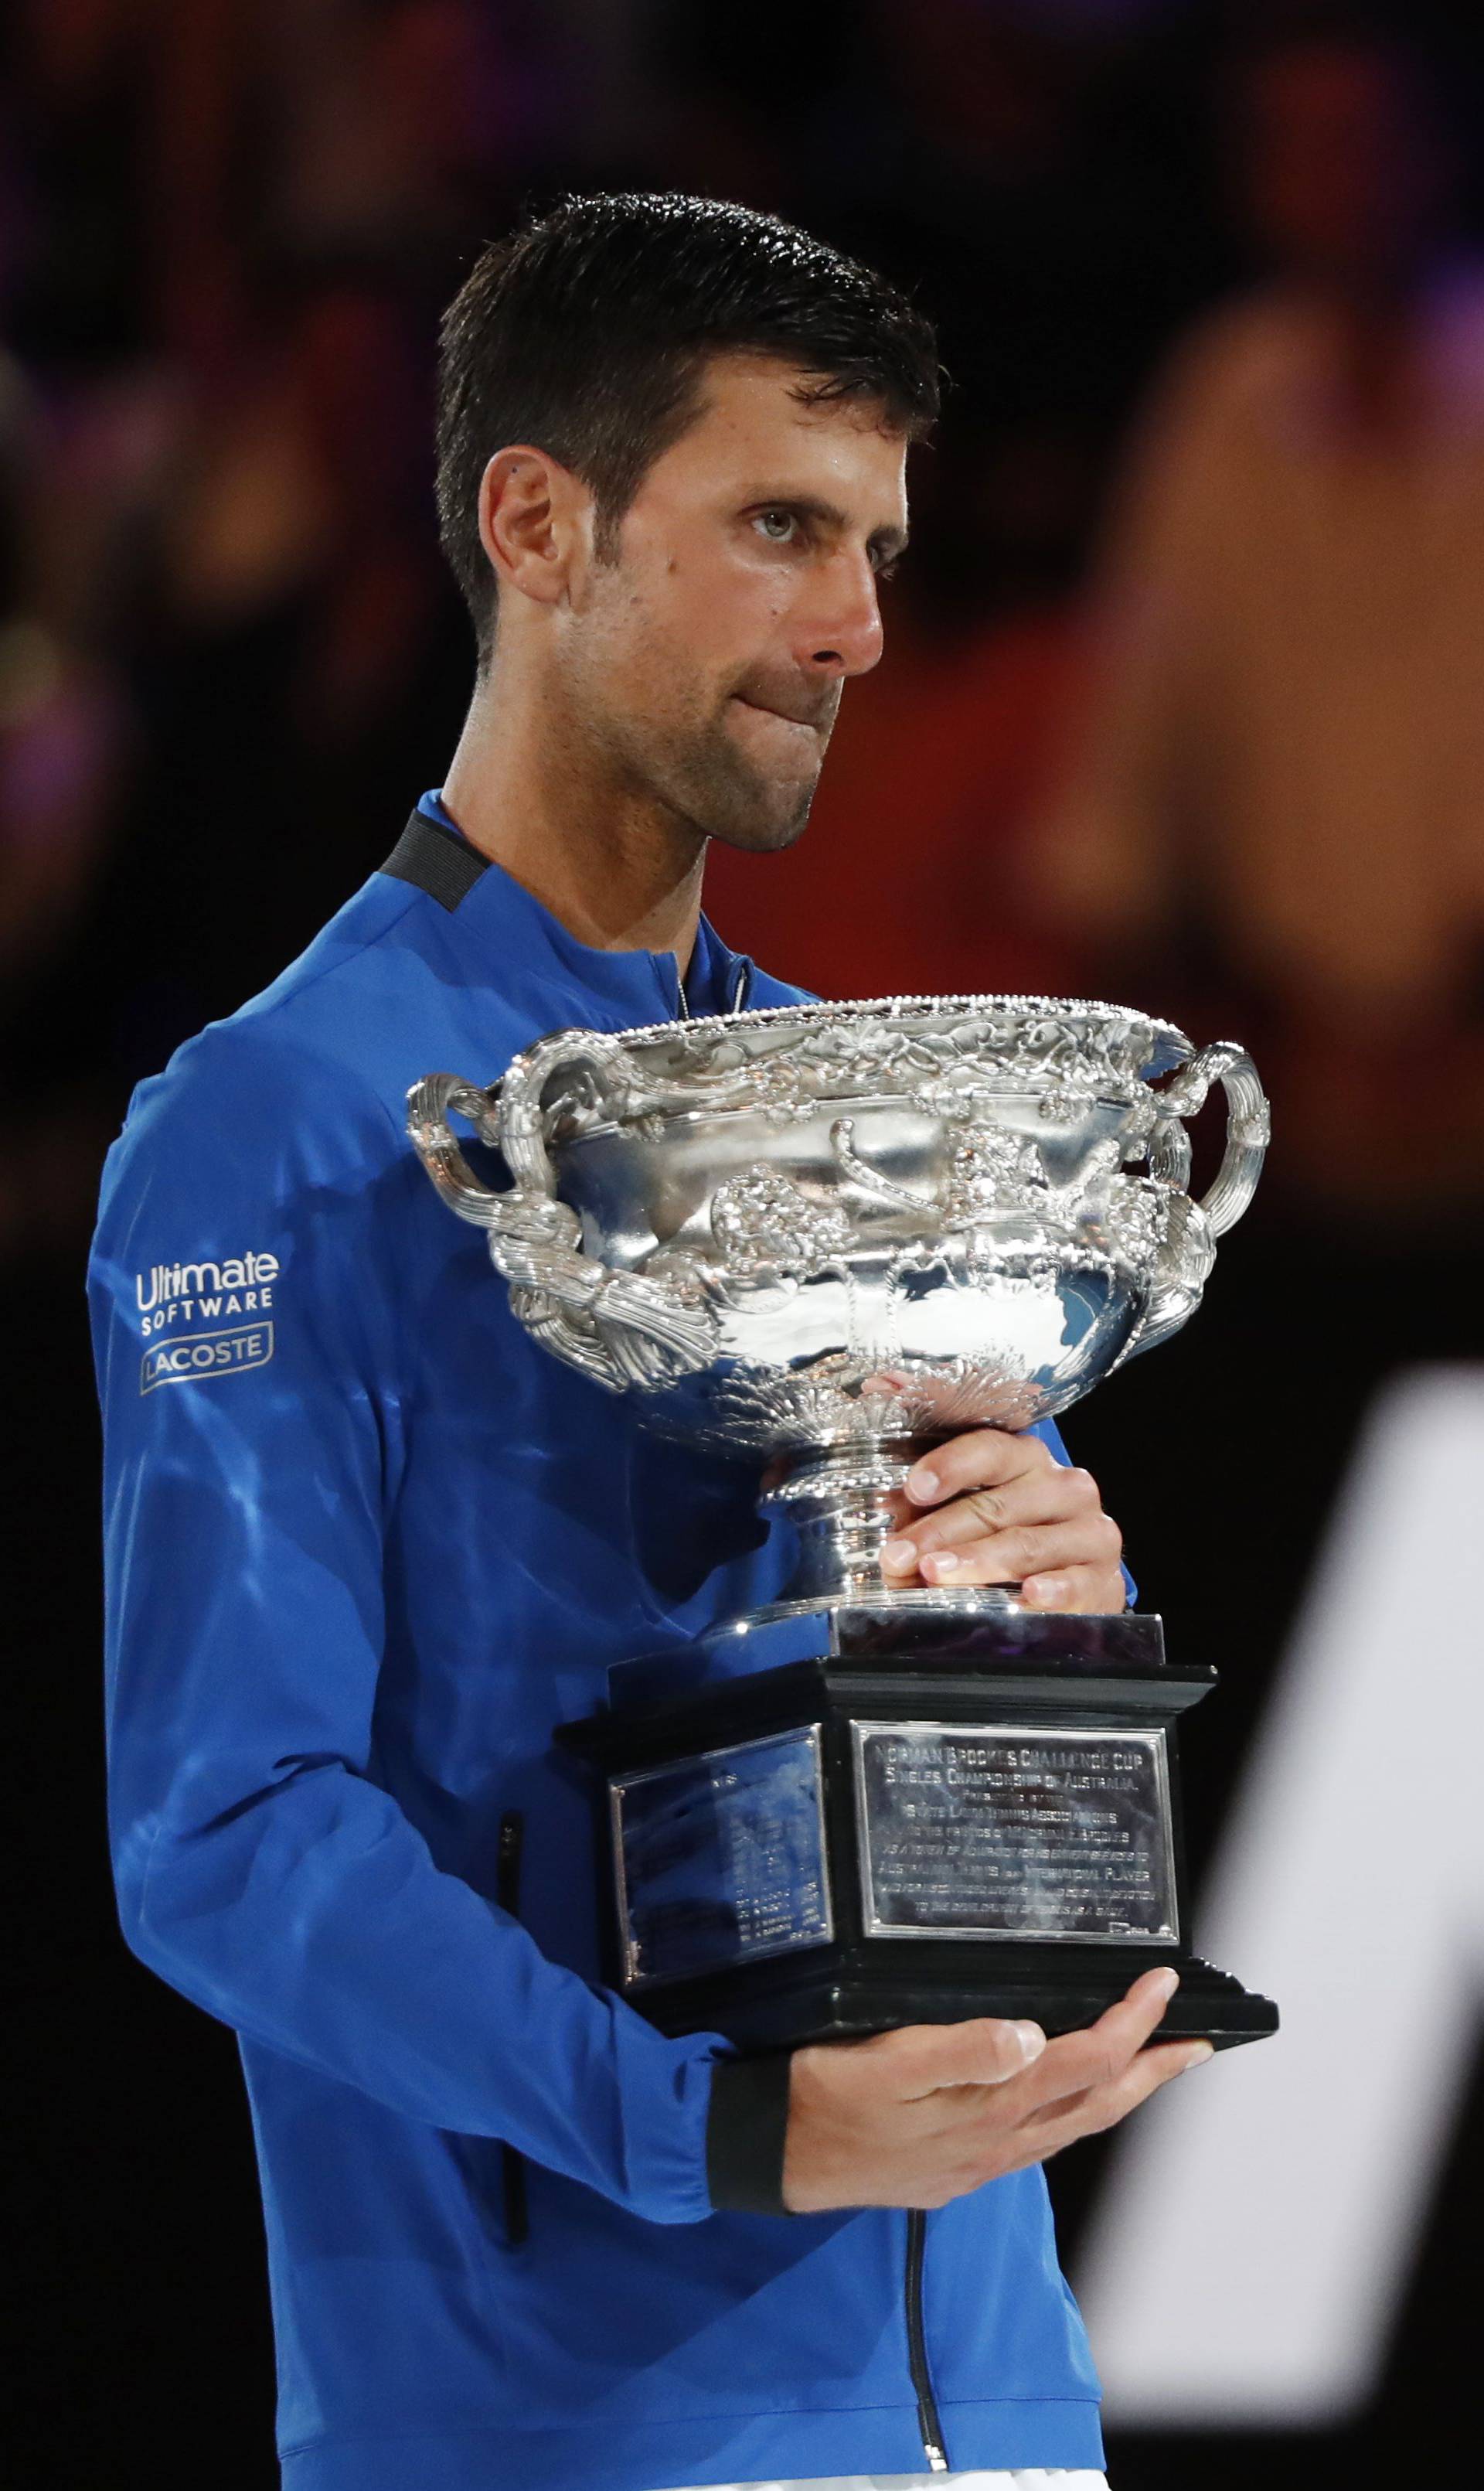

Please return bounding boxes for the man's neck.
[441,672,707,974]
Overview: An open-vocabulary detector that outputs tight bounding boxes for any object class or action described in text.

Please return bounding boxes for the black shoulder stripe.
[380,810,487,912]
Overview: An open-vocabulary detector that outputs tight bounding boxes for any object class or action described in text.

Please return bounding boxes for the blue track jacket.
[90,794,1105,2491]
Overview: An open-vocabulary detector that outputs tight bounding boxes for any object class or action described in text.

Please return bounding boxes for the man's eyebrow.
[739,489,909,558]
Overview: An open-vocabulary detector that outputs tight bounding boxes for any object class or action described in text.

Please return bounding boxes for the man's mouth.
[730,692,831,734]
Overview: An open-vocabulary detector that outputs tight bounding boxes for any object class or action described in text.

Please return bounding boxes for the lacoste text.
[141,1324,274,1392]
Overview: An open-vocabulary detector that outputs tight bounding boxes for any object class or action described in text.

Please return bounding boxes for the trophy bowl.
[408,995,1268,1610]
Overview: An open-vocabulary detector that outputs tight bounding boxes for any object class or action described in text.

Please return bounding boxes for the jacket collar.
[380,793,755,1024]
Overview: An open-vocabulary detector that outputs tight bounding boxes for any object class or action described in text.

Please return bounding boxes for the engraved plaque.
[611,1726,833,1988]
[853,1722,1177,1944]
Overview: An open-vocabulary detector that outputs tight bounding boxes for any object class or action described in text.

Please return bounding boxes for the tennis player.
[90,193,1209,2491]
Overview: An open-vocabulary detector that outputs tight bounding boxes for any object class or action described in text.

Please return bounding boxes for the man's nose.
[792,551,885,680]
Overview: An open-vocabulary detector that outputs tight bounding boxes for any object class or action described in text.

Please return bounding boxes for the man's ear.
[477,445,591,609]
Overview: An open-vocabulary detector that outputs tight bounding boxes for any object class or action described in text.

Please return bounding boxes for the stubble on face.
[563,592,842,857]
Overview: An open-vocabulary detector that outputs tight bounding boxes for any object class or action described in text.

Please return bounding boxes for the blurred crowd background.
[8,0,1484,1249]
[8,4,1482,2487]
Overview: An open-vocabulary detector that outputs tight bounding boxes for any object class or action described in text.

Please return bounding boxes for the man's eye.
[753,509,801,545]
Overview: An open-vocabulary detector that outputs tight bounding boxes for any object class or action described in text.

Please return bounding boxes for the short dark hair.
[434,192,940,663]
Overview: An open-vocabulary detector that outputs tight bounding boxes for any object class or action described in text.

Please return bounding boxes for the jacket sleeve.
[90,1023,729,2228]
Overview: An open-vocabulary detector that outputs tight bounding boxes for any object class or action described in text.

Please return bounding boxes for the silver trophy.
[408,997,1278,2049]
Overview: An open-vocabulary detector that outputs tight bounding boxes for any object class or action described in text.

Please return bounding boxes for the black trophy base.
[630,1947,1277,2055]
[559,1600,1278,2056]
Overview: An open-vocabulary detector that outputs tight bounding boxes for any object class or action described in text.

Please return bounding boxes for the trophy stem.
[761,1443,1022,1611]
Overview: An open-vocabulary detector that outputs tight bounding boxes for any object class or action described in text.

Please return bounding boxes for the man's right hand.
[781,1966,1209,2213]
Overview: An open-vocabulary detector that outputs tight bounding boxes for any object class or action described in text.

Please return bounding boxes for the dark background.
[5,3,1480,2485]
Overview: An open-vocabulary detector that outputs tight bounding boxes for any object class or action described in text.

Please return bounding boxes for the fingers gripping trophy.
[409,994,1278,2052]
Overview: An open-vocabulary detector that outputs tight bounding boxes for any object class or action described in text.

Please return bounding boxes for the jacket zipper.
[495,1811,529,2246]
[904,2208,949,2471]
[671,952,753,1021]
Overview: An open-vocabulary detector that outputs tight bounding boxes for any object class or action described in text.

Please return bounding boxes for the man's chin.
[703,704,826,850]
[658,718,822,854]
[705,784,817,857]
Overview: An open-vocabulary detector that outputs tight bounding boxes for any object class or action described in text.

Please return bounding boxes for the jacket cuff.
[706,2051,795,2215]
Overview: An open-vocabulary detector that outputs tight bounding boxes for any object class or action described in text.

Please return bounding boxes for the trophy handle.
[406,1073,508,1225]
[407,1061,716,1394]
[498,1026,649,1195]
[1113,1041,1270,1368]
[1147,1040,1270,1239]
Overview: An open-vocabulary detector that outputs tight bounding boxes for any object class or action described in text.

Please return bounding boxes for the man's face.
[557,354,910,854]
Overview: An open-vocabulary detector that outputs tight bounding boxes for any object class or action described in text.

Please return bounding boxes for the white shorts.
[666,2473,1108,2489]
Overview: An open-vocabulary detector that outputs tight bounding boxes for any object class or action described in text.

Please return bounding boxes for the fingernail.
[1152,1968,1179,2003]
[1181,2043,1214,2070]
[1024,1575,1064,1607]
[1013,2021,1047,2063]
[881,1536,916,1570]
[907,1467,939,1504]
[922,1551,962,1578]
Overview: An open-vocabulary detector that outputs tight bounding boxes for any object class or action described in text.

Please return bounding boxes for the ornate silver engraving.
[709,1168,854,1273]
[941,1128,1050,1225]
[522,993,1192,1148]
[1101,1177,1172,1275]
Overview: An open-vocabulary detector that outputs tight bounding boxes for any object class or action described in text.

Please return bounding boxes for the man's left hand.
[879,1429,1126,1614]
